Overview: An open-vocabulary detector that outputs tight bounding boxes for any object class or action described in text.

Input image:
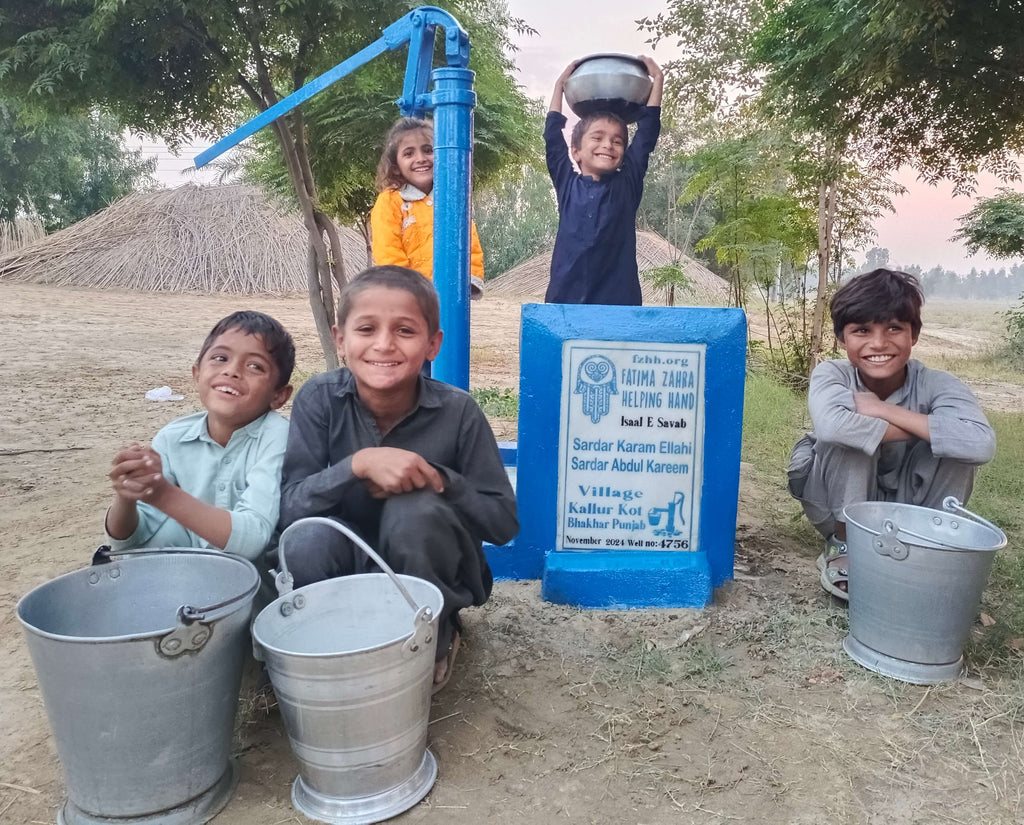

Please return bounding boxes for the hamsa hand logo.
[575,355,617,424]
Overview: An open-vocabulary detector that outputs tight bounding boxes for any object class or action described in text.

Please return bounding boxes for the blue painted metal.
[428,67,475,388]
[396,7,470,116]
[192,6,475,390]
[516,303,747,605]
[484,443,521,580]
[496,442,518,465]
[194,36,389,169]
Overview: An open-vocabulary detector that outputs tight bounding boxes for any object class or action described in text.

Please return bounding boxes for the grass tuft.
[471,386,519,418]
[741,370,807,473]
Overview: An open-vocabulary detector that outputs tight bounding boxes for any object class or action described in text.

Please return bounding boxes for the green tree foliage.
[674,129,821,382]
[680,130,816,300]
[952,188,1024,354]
[751,0,1024,191]
[637,125,717,259]
[0,98,155,232]
[0,0,534,366]
[474,160,556,279]
[638,0,769,122]
[239,1,536,229]
[861,246,890,272]
[641,0,907,374]
[954,189,1024,259]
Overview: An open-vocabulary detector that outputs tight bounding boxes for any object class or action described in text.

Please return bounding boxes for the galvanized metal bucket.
[563,53,654,122]
[843,496,1005,684]
[252,517,443,825]
[17,548,259,825]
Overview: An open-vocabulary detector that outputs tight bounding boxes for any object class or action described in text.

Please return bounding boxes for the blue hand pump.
[195,6,475,388]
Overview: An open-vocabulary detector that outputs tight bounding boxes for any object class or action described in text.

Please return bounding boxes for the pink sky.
[874,170,1011,273]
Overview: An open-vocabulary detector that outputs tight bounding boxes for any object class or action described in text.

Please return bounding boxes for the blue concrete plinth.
[542,550,712,608]
[484,539,539,581]
[497,441,518,464]
[517,304,746,597]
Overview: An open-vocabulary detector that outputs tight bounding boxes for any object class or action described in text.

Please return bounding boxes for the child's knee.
[787,433,815,498]
[380,491,466,566]
[381,489,454,530]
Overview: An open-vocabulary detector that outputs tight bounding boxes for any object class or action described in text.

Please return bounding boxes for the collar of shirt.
[398,183,431,203]
[177,411,271,447]
[852,358,920,404]
[334,369,445,412]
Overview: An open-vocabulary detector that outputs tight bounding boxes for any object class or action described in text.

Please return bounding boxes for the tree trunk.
[267,115,340,369]
[810,172,838,373]
[173,27,342,368]
[357,214,372,269]
[307,242,338,366]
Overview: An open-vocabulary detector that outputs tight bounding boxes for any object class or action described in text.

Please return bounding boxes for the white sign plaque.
[557,340,706,551]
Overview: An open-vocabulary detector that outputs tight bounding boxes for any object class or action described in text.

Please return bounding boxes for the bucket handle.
[942,497,1007,546]
[91,545,259,625]
[275,517,424,615]
[875,497,1007,558]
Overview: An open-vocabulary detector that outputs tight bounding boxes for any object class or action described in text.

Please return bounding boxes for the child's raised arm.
[639,55,664,107]
[549,61,579,113]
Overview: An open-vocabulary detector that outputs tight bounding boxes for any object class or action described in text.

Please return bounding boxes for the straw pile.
[486,230,731,306]
[0,217,45,256]
[0,184,369,294]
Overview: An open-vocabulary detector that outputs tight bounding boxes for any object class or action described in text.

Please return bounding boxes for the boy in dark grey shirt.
[278,266,518,690]
[788,269,995,600]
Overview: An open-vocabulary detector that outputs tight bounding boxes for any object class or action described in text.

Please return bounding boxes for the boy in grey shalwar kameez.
[788,268,995,600]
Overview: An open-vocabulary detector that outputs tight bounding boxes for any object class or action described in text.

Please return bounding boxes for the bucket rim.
[843,500,1006,553]
[16,552,260,644]
[253,572,443,660]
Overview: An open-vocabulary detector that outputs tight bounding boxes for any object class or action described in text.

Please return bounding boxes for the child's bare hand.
[352,448,445,498]
[109,443,166,501]
[556,60,580,86]
[638,55,663,80]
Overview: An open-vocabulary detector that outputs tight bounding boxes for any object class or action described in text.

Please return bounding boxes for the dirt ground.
[2,283,1022,825]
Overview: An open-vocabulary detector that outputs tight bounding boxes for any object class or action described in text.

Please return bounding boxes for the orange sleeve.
[470,219,485,280]
[370,190,410,268]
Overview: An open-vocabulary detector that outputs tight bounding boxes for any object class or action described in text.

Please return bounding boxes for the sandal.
[432,630,461,695]
[817,535,849,601]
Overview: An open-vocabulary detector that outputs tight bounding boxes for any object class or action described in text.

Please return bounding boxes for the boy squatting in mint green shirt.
[104,311,295,562]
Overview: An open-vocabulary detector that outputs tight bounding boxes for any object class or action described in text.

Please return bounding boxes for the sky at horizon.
[143,0,1017,274]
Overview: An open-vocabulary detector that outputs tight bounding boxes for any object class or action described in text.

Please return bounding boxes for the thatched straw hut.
[0,184,368,294]
[486,230,730,306]
[0,217,45,256]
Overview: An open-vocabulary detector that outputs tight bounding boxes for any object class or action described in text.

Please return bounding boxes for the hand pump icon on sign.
[648,492,686,536]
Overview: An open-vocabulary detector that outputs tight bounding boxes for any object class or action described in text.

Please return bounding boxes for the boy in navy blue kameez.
[544,56,664,305]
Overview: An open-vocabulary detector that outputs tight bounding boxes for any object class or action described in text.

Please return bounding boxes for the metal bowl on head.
[563,54,654,123]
